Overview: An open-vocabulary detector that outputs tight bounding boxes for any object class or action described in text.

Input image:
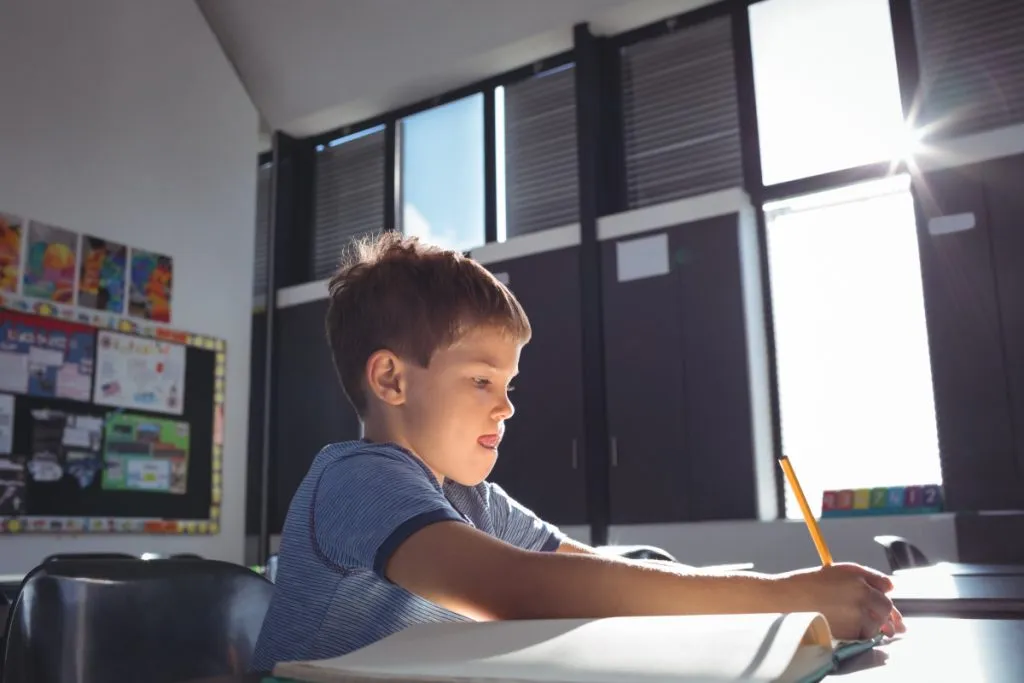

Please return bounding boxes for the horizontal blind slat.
[313,129,386,280]
[620,15,743,209]
[504,65,580,238]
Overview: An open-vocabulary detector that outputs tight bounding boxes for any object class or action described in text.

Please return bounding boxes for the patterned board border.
[0,292,225,535]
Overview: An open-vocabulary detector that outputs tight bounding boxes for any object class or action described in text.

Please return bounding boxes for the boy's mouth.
[477,434,500,449]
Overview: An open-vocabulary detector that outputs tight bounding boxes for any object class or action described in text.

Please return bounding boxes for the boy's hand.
[777,563,906,640]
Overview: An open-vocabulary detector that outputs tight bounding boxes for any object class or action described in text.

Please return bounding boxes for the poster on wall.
[0,310,95,401]
[0,457,27,515]
[77,236,127,313]
[22,221,78,303]
[0,213,23,294]
[102,412,189,494]
[128,249,172,323]
[27,408,104,487]
[92,330,186,415]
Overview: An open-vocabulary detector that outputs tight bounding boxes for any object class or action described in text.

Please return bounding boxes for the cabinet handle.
[610,436,618,468]
[571,438,578,470]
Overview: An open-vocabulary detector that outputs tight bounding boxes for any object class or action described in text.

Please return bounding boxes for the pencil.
[779,456,833,566]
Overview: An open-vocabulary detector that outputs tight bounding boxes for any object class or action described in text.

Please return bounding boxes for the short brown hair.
[325,232,531,416]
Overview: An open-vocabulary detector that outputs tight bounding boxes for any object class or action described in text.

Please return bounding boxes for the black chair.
[42,552,136,563]
[874,535,931,572]
[598,544,677,562]
[1,557,274,683]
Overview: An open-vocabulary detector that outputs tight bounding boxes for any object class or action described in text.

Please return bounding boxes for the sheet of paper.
[0,394,13,454]
[93,330,186,415]
[102,412,190,494]
[0,310,94,401]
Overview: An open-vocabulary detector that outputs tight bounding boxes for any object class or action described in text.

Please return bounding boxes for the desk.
[891,571,1024,616]
[180,618,1024,683]
[895,562,1024,577]
[838,617,1024,682]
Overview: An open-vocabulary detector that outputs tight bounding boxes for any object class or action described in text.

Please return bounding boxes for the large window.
[750,0,908,185]
[401,94,485,253]
[766,175,942,518]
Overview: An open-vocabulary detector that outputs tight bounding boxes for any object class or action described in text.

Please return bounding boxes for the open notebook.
[272,612,883,683]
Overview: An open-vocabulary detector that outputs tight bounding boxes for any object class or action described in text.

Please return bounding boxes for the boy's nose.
[494,395,514,420]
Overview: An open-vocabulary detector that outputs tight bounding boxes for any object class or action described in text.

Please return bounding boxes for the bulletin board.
[0,294,225,535]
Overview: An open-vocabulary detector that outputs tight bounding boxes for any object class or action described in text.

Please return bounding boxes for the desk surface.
[838,617,1024,681]
[895,562,1024,577]
[181,617,1024,683]
[891,572,1024,615]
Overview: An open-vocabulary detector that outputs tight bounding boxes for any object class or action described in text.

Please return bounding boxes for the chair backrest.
[874,534,931,572]
[1,558,274,683]
[42,552,137,563]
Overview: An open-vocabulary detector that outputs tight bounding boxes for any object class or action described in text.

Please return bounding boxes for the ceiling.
[197,0,714,142]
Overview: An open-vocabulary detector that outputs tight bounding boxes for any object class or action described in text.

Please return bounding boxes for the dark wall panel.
[913,165,1020,511]
[983,155,1024,502]
[673,215,758,521]
[246,311,267,535]
[272,298,362,532]
[483,247,588,525]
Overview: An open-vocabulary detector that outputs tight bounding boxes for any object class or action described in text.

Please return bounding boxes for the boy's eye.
[473,377,491,388]
[507,384,516,393]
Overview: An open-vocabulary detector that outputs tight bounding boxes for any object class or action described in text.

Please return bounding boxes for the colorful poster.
[77,236,127,313]
[0,310,95,401]
[0,394,12,454]
[0,213,23,294]
[27,408,104,486]
[102,412,189,494]
[0,457,27,515]
[93,330,186,415]
[128,249,172,323]
[22,221,78,303]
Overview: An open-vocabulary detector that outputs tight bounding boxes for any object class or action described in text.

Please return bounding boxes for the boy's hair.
[325,232,531,416]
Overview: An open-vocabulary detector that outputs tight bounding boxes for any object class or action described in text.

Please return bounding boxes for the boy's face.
[400,325,522,487]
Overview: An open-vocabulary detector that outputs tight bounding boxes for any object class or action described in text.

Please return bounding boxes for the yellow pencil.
[779,456,833,566]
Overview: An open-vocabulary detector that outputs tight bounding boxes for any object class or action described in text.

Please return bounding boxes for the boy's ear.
[365,350,406,407]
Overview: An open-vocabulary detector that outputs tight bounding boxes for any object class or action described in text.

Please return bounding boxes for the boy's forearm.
[501,550,788,621]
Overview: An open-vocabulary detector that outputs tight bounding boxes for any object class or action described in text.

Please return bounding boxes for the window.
[765,175,941,518]
[496,64,579,240]
[312,125,386,280]
[253,161,272,300]
[750,0,907,185]
[620,15,743,208]
[401,94,485,252]
[911,0,1024,137]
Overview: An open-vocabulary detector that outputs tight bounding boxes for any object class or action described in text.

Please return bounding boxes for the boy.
[250,233,904,670]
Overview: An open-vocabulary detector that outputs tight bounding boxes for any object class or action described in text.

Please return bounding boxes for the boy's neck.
[362,418,445,486]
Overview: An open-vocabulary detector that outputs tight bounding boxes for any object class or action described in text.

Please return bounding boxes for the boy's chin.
[447,453,497,487]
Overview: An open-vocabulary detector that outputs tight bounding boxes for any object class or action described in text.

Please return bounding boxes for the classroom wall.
[0,0,259,572]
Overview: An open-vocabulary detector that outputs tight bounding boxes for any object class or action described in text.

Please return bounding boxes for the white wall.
[0,0,259,573]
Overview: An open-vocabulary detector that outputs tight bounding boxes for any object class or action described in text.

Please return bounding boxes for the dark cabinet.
[913,164,1022,511]
[985,155,1024,503]
[272,298,362,531]
[602,215,761,524]
[482,247,588,525]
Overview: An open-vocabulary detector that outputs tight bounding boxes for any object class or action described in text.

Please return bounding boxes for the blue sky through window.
[401,93,485,252]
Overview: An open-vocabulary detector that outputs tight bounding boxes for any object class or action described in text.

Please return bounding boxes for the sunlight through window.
[765,176,942,518]
[750,0,907,185]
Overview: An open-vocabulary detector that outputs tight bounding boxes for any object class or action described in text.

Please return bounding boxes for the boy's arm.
[385,519,902,641]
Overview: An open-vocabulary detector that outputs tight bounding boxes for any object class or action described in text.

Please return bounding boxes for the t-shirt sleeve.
[312,449,465,575]
[485,481,565,552]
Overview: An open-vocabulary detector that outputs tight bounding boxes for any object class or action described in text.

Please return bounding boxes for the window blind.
[503,65,580,237]
[620,16,743,208]
[312,127,386,280]
[253,162,272,300]
[912,0,1024,136]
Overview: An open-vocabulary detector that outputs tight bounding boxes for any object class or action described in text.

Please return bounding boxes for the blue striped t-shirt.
[250,440,565,670]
